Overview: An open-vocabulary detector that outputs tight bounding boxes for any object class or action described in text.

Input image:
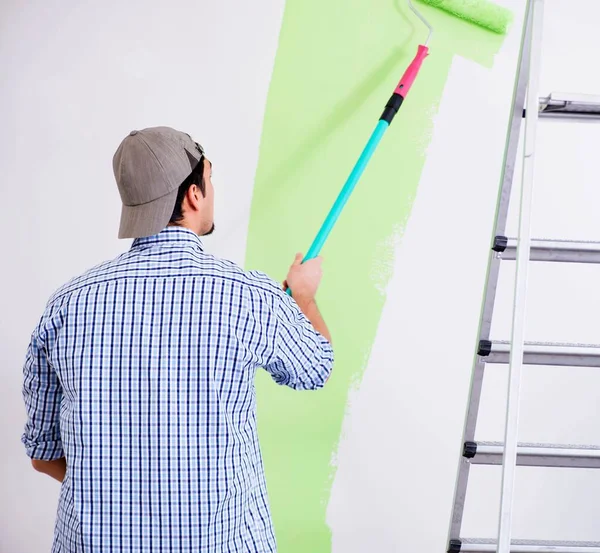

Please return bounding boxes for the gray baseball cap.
[113,126,204,239]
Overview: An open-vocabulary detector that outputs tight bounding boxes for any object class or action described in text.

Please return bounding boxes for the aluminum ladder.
[446,1,600,551]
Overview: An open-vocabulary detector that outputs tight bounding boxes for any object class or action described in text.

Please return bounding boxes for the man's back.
[22,227,334,552]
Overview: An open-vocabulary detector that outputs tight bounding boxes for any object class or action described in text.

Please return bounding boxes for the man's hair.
[169,157,206,224]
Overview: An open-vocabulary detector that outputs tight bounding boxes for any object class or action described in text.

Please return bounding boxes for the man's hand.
[283,253,323,303]
[31,458,66,482]
[283,253,331,344]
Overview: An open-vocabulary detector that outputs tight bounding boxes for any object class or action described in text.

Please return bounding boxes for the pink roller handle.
[394,45,429,97]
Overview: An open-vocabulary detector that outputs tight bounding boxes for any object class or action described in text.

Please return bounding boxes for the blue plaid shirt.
[22,227,334,553]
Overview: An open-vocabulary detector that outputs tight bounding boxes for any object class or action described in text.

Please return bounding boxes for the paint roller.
[287,0,512,296]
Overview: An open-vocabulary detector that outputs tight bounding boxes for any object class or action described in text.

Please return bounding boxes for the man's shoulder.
[46,253,129,308]
[201,253,282,298]
[45,250,284,309]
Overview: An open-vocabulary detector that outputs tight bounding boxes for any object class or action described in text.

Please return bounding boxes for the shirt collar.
[131,226,204,251]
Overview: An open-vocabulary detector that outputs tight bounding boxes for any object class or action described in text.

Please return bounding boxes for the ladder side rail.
[446,1,535,545]
[497,1,545,551]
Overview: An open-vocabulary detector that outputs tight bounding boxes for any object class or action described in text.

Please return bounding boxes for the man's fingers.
[292,253,303,266]
[305,256,323,267]
[290,253,323,275]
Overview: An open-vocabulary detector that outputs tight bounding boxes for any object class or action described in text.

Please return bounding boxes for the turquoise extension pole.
[304,119,388,261]
[286,5,432,296]
[286,119,391,296]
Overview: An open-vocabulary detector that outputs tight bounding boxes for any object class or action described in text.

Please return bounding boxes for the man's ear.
[185,184,202,212]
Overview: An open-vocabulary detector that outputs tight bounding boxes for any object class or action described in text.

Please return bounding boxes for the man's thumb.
[293,253,303,266]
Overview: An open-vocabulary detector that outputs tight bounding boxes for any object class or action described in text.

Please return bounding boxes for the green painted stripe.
[245,1,507,551]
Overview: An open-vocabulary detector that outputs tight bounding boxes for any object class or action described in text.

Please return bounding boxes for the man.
[22,126,333,552]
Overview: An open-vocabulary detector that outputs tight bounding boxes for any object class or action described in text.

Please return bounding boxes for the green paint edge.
[244,2,507,551]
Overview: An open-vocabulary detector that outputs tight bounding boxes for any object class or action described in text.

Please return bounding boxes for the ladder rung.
[451,538,600,553]
[539,92,600,120]
[463,441,600,468]
[478,340,600,367]
[495,236,600,264]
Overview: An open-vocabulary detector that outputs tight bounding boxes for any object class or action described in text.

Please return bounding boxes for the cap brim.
[118,188,179,239]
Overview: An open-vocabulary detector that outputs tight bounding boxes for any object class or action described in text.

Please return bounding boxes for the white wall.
[0,1,284,551]
[329,0,600,550]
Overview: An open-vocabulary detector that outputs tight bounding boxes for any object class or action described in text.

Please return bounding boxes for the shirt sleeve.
[21,328,64,460]
[263,291,334,391]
